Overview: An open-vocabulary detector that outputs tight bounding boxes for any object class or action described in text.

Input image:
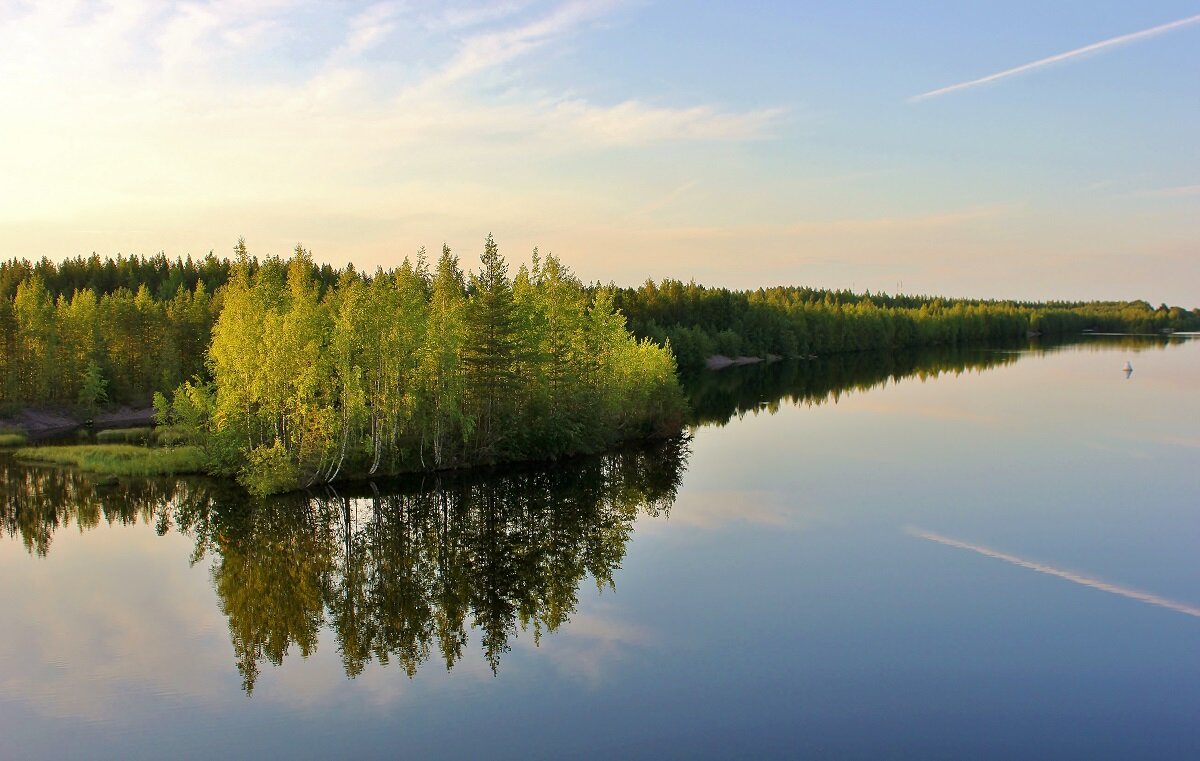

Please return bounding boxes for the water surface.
[2,337,1197,759]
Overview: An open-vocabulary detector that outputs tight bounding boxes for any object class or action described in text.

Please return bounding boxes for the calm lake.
[2,336,1198,760]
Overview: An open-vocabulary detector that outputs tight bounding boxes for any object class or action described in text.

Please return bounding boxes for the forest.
[3,249,1196,405]
[1,239,685,493]
[614,279,1200,368]
[2,240,1198,493]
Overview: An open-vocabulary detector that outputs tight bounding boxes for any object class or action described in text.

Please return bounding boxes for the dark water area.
[2,335,1198,759]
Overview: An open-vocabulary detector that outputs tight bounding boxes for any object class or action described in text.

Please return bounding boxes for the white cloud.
[0,0,776,211]
[0,0,787,276]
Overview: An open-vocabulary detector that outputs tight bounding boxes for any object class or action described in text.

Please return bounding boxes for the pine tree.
[463,234,521,458]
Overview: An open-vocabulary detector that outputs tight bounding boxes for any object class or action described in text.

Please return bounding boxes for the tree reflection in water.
[5,336,1176,692]
[1,440,687,693]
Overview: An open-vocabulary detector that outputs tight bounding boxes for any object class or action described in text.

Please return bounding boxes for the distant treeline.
[613,280,1200,367]
[0,251,333,302]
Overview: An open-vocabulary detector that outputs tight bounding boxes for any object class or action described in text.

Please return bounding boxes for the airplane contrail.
[910,13,1200,102]
[907,527,1200,619]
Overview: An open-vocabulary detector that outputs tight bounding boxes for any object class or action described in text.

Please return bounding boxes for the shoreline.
[0,406,156,438]
[704,354,785,370]
[705,354,764,370]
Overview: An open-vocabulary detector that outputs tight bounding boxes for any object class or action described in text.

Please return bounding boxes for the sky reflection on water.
[1,336,1198,760]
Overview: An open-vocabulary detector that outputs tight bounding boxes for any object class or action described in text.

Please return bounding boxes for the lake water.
[2,336,1198,760]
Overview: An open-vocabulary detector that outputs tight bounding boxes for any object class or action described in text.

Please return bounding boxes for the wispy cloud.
[438,1,538,31]
[341,3,402,58]
[550,99,781,145]
[911,13,1200,102]
[1140,184,1200,198]
[0,1,778,220]
[411,0,623,93]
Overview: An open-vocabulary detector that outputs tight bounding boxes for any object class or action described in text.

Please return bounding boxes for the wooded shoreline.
[3,241,1198,493]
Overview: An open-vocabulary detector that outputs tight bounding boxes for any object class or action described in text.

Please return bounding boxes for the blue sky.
[0,1,1196,303]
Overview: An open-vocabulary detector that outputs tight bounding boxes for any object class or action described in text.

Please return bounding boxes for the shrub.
[240,441,301,496]
[0,432,28,448]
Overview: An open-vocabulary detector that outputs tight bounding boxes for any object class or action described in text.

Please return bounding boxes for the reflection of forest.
[3,335,1188,692]
[0,440,686,693]
[681,345,1018,427]
[681,335,1190,428]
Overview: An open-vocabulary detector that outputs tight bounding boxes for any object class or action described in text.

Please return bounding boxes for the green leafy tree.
[77,360,109,417]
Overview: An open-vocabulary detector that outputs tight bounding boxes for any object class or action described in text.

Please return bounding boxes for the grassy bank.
[95,427,153,444]
[13,444,206,477]
[0,432,28,447]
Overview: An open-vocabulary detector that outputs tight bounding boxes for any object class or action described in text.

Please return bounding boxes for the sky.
[0,1,1197,304]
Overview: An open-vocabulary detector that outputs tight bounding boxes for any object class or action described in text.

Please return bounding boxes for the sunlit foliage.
[190,237,684,493]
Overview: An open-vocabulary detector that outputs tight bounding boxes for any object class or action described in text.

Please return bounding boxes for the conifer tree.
[463,234,520,458]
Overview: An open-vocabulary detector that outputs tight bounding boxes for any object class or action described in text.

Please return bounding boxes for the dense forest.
[2,250,1195,408]
[3,243,1198,492]
[613,280,1200,368]
[0,440,686,691]
[1,239,685,493]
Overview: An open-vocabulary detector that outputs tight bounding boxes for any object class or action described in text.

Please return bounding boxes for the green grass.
[0,432,28,447]
[96,427,153,444]
[14,444,206,477]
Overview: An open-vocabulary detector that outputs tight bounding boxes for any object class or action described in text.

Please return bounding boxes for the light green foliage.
[201,238,685,493]
[12,275,55,402]
[241,441,301,496]
[421,245,470,468]
[0,432,27,447]
[78,360,108,416]
[153,378,218,463]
